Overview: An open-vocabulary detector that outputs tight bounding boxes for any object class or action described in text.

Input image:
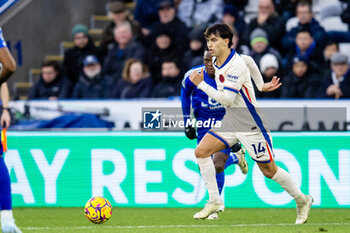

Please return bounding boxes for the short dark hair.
[204,23,233,48]
[296,27,312,37]
[162,57,179,68]
[41,60,60,72]
[325,41,339,50]
[297,1,312,13]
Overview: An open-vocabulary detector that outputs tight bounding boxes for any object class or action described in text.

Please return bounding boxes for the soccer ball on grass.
[84,196,112,224]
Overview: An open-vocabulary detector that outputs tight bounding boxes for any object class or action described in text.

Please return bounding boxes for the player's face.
[206,34,229,57]
[203,52,214,76]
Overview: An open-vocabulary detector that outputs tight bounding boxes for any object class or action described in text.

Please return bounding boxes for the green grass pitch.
[11,208,350,233]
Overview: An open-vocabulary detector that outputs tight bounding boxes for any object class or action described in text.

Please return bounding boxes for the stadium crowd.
[29,0,350,100]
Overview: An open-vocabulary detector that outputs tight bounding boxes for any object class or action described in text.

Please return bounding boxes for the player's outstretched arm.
[0,47,16,84]
[241,55,281,92]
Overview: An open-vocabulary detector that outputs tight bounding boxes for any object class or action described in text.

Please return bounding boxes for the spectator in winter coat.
[281,55,321,98]
[72,55,113,99]
[183,28,206,71]
[103,22,145,81]
[147,0,189,51]
[29,61,71,100]
[63,24,99,85]
[321,41,339,73]
[152,58,182,97]
[221,4,246,36]
[145,29,182,83]
[318,53,350,99]
[133,0,163,34]
[248,28,281,69]
[99,1,143,58]
[241,0,285,50]
[282,1,328,51]
[255,53,281,98]
[113,58,153,98]
[285,28,324,71]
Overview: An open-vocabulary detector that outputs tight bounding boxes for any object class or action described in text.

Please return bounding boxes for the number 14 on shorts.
[252,142,266,158]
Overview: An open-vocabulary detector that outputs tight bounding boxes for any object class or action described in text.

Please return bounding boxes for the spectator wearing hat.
[177,0,224,29]
[285,28,323,71]
[148,0,188,51]
[145,29,182,83]
[63,24,99,85]
[113,58,153,98]
[152,58,182,97]
[241,0,285,50]
[99,1,142,58]
[318,53,350,99]
[221,4,246,36]
[255,53,281,98]
[72,55,113,99]
[282,1,328,51]
[183,28,206,71]
[134,0,163,34]
[29,61,71,100]
[103,21,145,81]
[248,28,281,69]
[281,55,321,98]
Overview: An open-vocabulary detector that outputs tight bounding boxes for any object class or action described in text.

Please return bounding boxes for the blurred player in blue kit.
[0,27,21,233]
[181,50,248,219]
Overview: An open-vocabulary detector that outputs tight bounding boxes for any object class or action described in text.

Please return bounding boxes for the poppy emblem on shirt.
[219,74,225,83]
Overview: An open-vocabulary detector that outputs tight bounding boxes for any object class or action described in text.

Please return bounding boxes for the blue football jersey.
[0,27,7,48]
[181,65,226,122]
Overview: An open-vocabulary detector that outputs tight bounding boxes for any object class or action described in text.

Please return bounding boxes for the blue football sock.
[216,171,225,195]
[224,152,239,169]
[0,156,12,210]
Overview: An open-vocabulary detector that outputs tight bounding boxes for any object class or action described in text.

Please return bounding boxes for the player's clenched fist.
[189,68,204,86]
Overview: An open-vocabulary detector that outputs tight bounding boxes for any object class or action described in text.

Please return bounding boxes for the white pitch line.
[22,222,350,230]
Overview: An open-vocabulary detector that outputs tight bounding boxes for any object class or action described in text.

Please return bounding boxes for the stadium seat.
[319,2,342,20]
[13,82,33,100]
[321,16,348,32]
[28,68,41,83]
[88,28,103,42]
[312,0,340,13]
[339,43,350,59]
[90,15,110,29]
[45,55,64,62]
[244,0,259,22]
[286,17,299,32]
